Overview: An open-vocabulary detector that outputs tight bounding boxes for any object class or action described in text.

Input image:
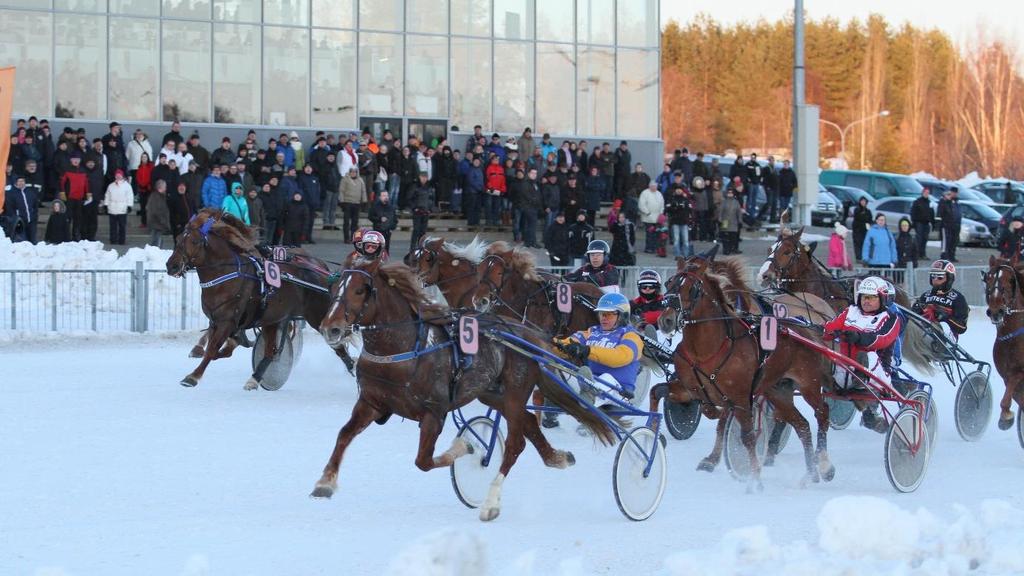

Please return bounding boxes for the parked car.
[917,177,1008,209]
[971,180,1024,205]
[820,169,924,199]
[995,205,1024,240]
[861,197,994,246]
[825,184,873,220]
[812,190,843,227]
[958,200,1002,240]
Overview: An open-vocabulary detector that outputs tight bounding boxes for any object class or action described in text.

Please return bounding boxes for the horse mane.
[378,262,448,317]
[488,244,543,282]
[196,208,258,255]
[707,257,757,311]
[444,236,490,265]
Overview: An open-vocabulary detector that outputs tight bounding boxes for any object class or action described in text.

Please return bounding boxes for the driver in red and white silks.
[823,276,902,388]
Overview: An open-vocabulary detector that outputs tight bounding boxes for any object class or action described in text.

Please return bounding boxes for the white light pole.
[819,110,890,169]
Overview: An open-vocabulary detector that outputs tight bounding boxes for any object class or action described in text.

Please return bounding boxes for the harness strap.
[997,326,1024,342]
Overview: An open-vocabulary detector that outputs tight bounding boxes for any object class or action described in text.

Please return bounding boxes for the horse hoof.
[821,465,836,483]
[998,416,1014,431]
[310,485,335,499]
[180,376,198,387]
[696,459,715,473]
[244,377,259,391]
[189,346,204,358]
[565,451,576,467]
[479,507,501,522]
[763,456,776,468]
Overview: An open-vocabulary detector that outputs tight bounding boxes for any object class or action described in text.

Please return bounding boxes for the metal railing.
[0,262,992,334]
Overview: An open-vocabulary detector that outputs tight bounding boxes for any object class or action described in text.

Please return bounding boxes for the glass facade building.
[0,0,659,142]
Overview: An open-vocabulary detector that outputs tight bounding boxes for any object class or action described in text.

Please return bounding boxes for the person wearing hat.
[912,259,968,340]
[543,210,571,267]
[828,222,853,272]
[518,127,535,160]
[201,165,228,209]
[221,181,251,225]
[336,137,357,180]
[102,122,127,183]
[539,133,557,161]
[485,133,506,163]
[894,217,918,284]
[638,180,664,254]
[564,239,620,293]
[146,179,173,248]
[289,131,305,170]
[339,166,366,243]
[408,171,435,256]
[851,196,873,263]
[3,175,38,243]
[910,186,934,259]
[104,169,134,245]
[937,187,962,262]
[127,129,153,175]
[187,132,210,173]
[998,216,1024,259]
[211,136,235,168]
[631,269,670,327]
[613,140,631,200]
[718,183,743,255]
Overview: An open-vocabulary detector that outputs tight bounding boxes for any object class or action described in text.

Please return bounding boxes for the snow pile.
[909,171,939,180]
[385,529,488,576]
[0,234,172,271]
[661,496,1024,576]
[957,171,985,189]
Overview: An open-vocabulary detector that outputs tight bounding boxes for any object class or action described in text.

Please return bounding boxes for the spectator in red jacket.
[483,154,506,227]
[59,153,89,240]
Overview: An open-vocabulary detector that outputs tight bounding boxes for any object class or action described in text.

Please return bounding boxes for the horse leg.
[697,413,728,472]
[413,413,471,471]
[215,336,240,359]
[735,408,764,493]
[766,387,818,487]
[532,388,545,425]
[190,329,208,358]
[479,411,528,522]
[311,397,381,498]
[814,378,836,482]
[520,406,575,469]
[998,376,1019,430]
[245,324,280,391]
[181,323,232,387]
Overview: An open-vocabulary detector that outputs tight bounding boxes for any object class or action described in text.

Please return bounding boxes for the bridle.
[985,264,1024,324]
[764,237,806,285]
[329,269,376,330]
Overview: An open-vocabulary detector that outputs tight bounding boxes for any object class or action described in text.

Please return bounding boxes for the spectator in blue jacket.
[3,175,39,243]
[655,164,674,195]
[862,213,897,269]
[221,182,250,225]
[464,156,485,228]
[298,163,322,244]
[201,165,227,208]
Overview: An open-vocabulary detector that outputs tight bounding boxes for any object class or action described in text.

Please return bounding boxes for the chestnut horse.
[982,255,1024,431]
[165,209,345,389]
[666,246,836,488]
[314,260,614,521]
[758,227,933,373]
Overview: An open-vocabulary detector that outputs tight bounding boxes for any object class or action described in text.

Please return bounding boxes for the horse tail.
[537,373,617,446]
[900,319,935,376]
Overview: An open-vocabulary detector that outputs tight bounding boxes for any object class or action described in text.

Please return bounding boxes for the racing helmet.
[637,269,663,293]
[361,230,385,253]
[594,293,631,323]
[856,276,893,310]
[929,259,955,290]
[586,239,610,256]
[352,227,372,253]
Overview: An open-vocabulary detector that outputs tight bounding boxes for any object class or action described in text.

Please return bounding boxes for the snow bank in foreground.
[662,496,1024,576]
[385,530,488,576]
[0,225,172,271]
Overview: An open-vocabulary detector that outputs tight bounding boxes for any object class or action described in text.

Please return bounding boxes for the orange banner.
[0,67,14,215]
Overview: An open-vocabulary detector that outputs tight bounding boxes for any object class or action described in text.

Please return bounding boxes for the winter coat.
[655,171,674,195]
[180,171,202,212]
[937,198,962,227]
[541,182,560,212]
[544,220,571,264]
[369,198,397,231]
[464,166,484,194]
[910,196,934,225]
[665,193,693,227]
[862,224,897,266]
[518,135,536,161]
[638,189,665,225]
[245,196,264,229]
[852,205,873,236]
[147,191,172,233]
[718,196,742,233]
[340,175,366,205]
[484,164,506,195]
[568,221,595,258]
[584,174,606,212]
[153,164,180,197]
[126,138,153,171]
[778,168,797,196]
[610,220,637,266]
[896,230,918,267]
[44,201,69,244]
[221,192,251,225]
[517,179,542,212]
[210,146,236,168]
[627,171,650,197]
[4,184,38,227]
[201,175,227,208]
[410,183,436,215]
[828,233,851,270]
[298,172,322,211]
[400,155,420,186]
[105,180,134,215]
[168,189,194,230]
[282,199,309,236]
[999,228,1024,259]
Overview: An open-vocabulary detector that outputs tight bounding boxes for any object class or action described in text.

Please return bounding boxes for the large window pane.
[213,23,259,124]
[55,0,105,11]
[450,37,490,132]
[494,0,532,40]
[110,0,157,14]
[493,40,533,132]
[536,43,574,135]
[163,0,211,19]
[214,0,260,21]
[54,14,106,118]
[264,0,308,26]
[617,49,658,138]
[162,20,211,122]
[109,17,159,121]
[312,0,353,28]
[577,0,613,45]
[451,0,489,37]
[263,26,308,125]
[407,0,447,34]
[537,0,572,42]
[312,29,355,127]
[576,46,613,136]
[358,32,402,116]
[618,0,657,47]
[0,10,51,115]
[406,35,447,117]
[359,0,401,32]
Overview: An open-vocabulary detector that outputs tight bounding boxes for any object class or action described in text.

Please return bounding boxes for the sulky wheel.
[760,401,791,456]
[663,399,702,440]
[252,324,297,391]
[907,389,938,450]
[954,370,993,442]
[826,397,857,430]
[1018,409,1024,451]
[450,416,504,509]
[884,408,930,493]
[612,426,667,521]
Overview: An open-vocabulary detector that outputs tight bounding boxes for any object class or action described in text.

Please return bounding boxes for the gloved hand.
[934,309,949,322]
[563,341,590,361]
[839,330,866,346]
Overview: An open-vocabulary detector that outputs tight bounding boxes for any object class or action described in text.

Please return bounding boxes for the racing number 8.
[556,283,573,313]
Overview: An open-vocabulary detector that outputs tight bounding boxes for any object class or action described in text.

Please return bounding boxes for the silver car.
[864,197,993,246]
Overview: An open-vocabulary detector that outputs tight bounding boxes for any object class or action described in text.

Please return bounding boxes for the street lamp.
[819,110,890,169]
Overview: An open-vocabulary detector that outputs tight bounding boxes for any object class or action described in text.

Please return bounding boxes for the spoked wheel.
[663,400,702,440]
[612,426,667,521]
[761,401,792,456]
[252,321,300,391]
[826,397,857,430]
[723,403,788,480]
[1018,409,1024,451]
[907,390,938,449]
[451,416,504,509]
[884,408,930,493]
[954,370,993,442]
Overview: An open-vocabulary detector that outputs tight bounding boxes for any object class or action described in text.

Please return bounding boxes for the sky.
[661,0,1023,54]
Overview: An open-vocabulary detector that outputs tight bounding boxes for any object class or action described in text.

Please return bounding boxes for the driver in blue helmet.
[563,239,620,293]
[548,292,645,429]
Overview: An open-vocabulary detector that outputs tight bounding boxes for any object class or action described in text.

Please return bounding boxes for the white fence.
[0,263,991,333]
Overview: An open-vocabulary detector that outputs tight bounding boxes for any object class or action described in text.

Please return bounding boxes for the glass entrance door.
[360,117,403,145]
[407,119,448,148]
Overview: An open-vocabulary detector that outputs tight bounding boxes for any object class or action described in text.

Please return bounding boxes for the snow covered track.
[2,312,1024,574]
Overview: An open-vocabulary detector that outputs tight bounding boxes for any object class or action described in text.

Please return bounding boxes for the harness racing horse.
[314,260,614,521]
[983,256,1024,432]
[165,209,347,389]
[667,246,837,488]
[758,227,933,373]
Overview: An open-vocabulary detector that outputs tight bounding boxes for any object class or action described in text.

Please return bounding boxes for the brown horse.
[314,260,614,521]
[666,246,836,488]
[759,227,933,373]
[165,208,343,389]
[983,255,1024,431]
